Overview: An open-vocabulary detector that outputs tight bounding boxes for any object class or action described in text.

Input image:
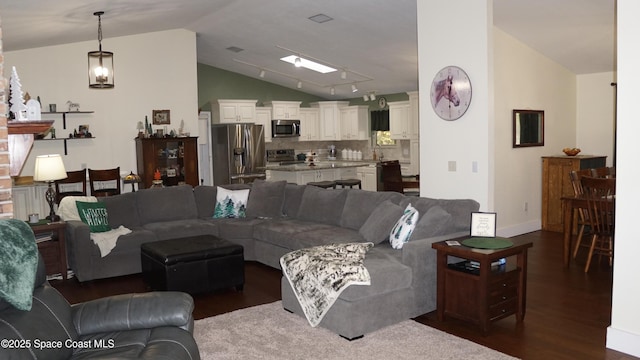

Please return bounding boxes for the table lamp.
[33,154,67,222]
[122,171,142,192]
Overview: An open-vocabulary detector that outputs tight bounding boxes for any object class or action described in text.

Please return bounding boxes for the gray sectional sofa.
[64,181,479,339]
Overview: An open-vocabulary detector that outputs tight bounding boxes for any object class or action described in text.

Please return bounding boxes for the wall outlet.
[448,161,456,172]
[81,163,87,169]
[472,161,478,173]
[524,202,528,212]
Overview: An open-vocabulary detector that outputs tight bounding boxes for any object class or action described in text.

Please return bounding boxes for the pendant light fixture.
[88,11,114,89]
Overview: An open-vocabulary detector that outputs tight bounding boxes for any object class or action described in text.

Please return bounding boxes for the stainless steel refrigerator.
[211,124,266,185]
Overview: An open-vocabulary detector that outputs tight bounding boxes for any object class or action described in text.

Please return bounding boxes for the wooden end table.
[432,237,533,334]
[29,221,68,280]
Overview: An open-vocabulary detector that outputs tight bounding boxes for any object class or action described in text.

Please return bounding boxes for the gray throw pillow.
[410,205,453,240]
[245,179,287,218]
[359,200,405,244]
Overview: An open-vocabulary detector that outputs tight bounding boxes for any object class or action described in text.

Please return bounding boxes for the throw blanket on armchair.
[280,242,373,327]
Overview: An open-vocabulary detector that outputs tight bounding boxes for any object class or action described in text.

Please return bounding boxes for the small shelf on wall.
[35,137,96,155]
[42,111,94,129]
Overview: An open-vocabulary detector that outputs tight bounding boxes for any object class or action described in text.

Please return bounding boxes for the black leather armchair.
[0,256,200,359]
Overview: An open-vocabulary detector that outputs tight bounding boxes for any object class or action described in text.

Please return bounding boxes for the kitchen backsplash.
[266,138,410,162]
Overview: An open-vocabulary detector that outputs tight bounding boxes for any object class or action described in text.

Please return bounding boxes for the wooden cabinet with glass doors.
[135,137,199,189]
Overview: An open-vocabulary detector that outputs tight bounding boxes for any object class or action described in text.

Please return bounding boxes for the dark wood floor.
[51,230,635,360]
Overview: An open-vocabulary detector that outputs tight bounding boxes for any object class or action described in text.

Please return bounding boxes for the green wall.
[197,63,413,112]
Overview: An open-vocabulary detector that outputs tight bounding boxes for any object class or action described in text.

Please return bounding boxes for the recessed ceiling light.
[280,55,336,74]
[308,14,333,24]
[226,46,244,53]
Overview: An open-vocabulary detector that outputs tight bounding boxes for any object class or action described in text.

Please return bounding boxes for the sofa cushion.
[215,218,265,240]
[142,219,218,241]
[193,185,218,218]
[338,247,412,302]
[292,227,366,249]
[340,190,403,230]
[296,186,348,226]
[214,187,250,218]
[410,205,453,241]
[246,179,286,218]
[254,219,333,250]
[282,183,306,217]
[76,201,111,233]
[400,197,479,232]
[390,203,419,249]
[101,192,140,228]
[359,200,405,244]
[137,185,198,224]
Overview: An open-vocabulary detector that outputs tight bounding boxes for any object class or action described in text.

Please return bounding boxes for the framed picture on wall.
[152,109,170,125]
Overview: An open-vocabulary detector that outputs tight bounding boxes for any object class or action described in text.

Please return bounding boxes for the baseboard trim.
[607,326,640,357]
[497,220,541,238]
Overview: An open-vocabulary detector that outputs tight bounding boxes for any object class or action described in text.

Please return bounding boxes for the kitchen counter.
[266,161,377,172]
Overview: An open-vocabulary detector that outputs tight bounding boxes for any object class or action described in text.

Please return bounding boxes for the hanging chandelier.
[88,11,114,89]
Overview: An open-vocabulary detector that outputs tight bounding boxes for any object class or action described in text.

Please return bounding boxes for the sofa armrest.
[71,291,195,335]
[64,220,97,282]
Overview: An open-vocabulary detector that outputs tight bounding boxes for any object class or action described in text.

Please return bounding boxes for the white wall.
[607,0,640,356]
[493,28,577,236]
[417,0,493,209]
[5,29,199,177]
[577,72,616,166]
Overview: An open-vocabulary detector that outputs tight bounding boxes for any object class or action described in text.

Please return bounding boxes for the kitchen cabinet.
[389,101,412,139]
[356,166,378,191]
[299,108,320,141]
[214,100,257,123]
[310,101,349,141]
[340,105,369,140]
[264,101,300,119]
[135,137,199,188]
[267,168,337,185]
[541,155,606,232]
[12,183,49,221]
[255,107,272,143]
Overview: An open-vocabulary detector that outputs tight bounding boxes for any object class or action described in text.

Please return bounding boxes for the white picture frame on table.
[470,212,497,237]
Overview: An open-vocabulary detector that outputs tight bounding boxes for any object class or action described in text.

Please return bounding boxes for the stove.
[266,149,296,164]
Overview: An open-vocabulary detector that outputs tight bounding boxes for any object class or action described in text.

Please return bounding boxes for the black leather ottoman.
[141,235,244,294]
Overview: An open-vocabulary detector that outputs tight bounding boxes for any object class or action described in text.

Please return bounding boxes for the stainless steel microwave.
[271,119,300,138]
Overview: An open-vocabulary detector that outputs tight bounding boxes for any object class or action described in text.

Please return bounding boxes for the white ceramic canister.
[341,148,348,159]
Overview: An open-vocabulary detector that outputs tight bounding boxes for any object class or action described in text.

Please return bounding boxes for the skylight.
[280,55,337,74]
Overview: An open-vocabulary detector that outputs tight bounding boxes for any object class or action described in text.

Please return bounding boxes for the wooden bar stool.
[307,181,337,189]
[335,179,362,189]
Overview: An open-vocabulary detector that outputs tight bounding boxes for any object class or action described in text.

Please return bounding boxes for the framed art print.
[153,109,170,125]
[470,212,497,237]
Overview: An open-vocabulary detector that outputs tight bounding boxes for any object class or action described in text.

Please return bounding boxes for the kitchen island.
[266,161,379,190]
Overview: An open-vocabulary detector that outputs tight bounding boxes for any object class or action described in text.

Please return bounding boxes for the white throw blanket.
[57,195,131,257]
[280,242,373,327]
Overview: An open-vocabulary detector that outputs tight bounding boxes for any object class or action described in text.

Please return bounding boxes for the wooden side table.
[29,221,68,280]
[431,238,533,334]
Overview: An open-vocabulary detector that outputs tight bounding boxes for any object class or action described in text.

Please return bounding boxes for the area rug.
[193,301,518,360]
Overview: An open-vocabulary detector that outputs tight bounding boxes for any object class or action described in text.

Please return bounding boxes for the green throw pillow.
[76,201,111,233]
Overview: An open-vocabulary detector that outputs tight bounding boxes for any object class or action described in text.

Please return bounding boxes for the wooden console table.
[432,238,533,334]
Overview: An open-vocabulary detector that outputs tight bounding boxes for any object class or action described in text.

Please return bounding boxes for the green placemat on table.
[462,237,513,249]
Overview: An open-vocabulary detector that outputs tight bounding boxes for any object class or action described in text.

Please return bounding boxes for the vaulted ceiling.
[0,0,615,98]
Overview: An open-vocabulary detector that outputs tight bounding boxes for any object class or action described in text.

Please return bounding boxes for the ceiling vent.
[226,46,244,53]
[308,14,333,24]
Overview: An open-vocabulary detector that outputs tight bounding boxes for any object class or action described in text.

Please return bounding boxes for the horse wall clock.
[430,66,472,121]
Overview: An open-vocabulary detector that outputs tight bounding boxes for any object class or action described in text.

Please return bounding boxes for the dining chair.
[590,166,615,178]
[578,176,615,272]
[380,160,420,196]
[569,169,592,260]
[88,167,121,197]
[54,169,87,204]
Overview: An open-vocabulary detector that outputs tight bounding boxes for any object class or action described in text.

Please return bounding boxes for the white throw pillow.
[389,203,419,249]
[214,187,250,218]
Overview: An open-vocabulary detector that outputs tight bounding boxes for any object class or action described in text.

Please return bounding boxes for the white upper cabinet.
[310,101,349,141]
[340,105,370,140]
[264,101,301,119]
[389,101,411,139]
[215,99,257,123]
[255,107,272,142]
[299,108,320,141]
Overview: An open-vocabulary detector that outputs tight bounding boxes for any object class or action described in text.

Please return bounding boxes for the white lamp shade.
[34,154,67,182]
